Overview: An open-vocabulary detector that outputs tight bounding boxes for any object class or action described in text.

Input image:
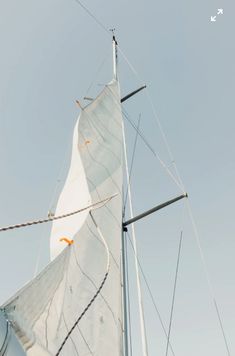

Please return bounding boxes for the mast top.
[110,29,118,79]
[110,28,118,44]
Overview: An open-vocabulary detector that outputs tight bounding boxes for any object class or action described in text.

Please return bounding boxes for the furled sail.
[1,79,124,356]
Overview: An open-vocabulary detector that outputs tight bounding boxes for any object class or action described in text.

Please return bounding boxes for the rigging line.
[118,46,143,84]
[122,120,149,356]
[126,231,176,356]
[120,45,231,355]
[124,231,133,356]
[0,194,117,233]
[213,299,231,356]
[77,325,94,355]
[71,0,185,196]
[122,108,184,193]
[73,0,110,35]
[105,86,183,193]
[186,200,231,356]
[145,89,185,192]
[74,0,150,95]
[84,49,111,97]
[55,211,110,356]
[123,114,141,215]
[165,231,183,356]
[118,47,186,193]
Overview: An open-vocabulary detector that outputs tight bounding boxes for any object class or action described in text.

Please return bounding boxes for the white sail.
[1,79,124,356]
[49,118,91,261]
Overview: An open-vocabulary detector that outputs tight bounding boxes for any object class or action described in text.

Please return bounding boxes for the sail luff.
[1,79,124,356]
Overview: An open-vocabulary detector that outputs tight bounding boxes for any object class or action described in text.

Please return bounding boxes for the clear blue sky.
[0,1,234,355]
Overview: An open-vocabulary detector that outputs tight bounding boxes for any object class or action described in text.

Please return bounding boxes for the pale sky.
[0,1,234,355]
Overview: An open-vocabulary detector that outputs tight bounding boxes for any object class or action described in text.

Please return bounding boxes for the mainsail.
[1,79,124,355]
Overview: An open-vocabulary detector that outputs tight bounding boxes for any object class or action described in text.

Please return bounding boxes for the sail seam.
[82,116,122,165]
[86,219,119,269]
[55,274,108,356]
[76,325,94,355]
[85,106,122,145]
[55,212,110,356]
[79,129,121,195]
[61,313,79,354]
[72,242,118,325]
[45,298,54,349]
[86,176,121,229]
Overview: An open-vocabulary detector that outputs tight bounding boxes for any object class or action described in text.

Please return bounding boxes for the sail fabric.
[2,79,124,356]
[50,118,91,260]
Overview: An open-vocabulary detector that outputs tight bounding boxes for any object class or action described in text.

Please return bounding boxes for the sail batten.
[2,80,124,355]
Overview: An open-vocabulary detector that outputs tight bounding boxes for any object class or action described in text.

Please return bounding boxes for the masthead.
[110,28,118,80]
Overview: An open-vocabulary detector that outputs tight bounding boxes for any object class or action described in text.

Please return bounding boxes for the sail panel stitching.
[78,130,121,195]
[72,241,118,326]
[76,325,94,355]
[55,271,108,356]
[55,212,110,356]
[85,104,122,145]
[61,313,79,355]
[45,298,54,349]
[83,111,122,164]
[85,219,119,269]
[86,177,121,229]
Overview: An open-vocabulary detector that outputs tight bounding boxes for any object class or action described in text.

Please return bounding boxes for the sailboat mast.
[122,129,149,356]
[112,33,130,355]
[121,227,130,356]
[112,34,148,355]
[114,34,149,355]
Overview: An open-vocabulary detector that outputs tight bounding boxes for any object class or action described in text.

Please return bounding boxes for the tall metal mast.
[113,33,149,356]
[123,131,149,356]
[112,32,129,356]
[112,35,188,356]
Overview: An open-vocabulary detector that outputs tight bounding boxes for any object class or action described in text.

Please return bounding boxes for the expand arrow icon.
[217,9,223,15]
[211,16,216,22]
